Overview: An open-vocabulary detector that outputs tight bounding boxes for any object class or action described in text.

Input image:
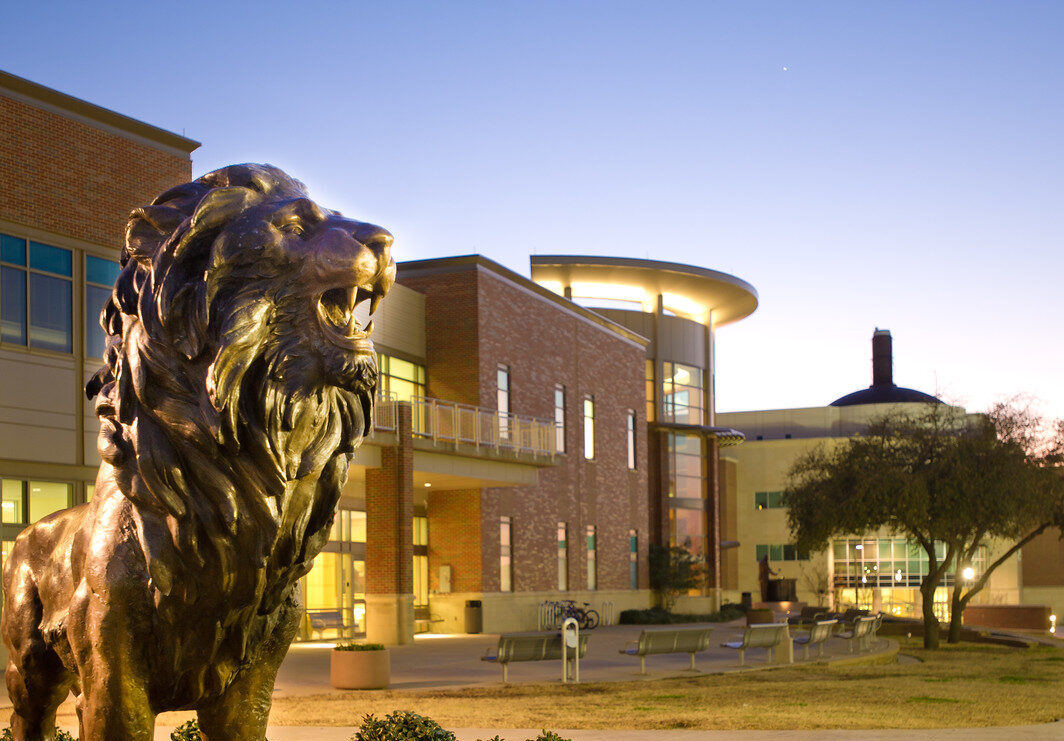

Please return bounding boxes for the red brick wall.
[0,93,192,248]
[366,405,414,595]
[963,604,1051,631]
[427,489,483,593]
[399,270,480,406]
[401,262,650,594]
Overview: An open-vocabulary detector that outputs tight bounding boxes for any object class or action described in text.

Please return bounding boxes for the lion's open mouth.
[316,285,379,352]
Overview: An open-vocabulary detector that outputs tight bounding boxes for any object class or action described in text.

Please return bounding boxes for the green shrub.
[0,729,75,741]
[171,719,271,740]
[352,711,456,741]
[335,641,387,651]
[171,720,202,740]
[618,604,745,624]
[349,711,572,741]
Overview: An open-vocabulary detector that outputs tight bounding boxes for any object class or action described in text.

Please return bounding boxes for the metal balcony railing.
[373,394,557,458]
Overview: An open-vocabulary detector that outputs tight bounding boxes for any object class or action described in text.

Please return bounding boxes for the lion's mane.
[86,165,374,655]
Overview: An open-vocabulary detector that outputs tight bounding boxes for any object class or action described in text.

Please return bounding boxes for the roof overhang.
[653,422,746,447]
[531,255,758,327]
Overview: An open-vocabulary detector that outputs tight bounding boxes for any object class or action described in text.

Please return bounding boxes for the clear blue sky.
[4,1,1062,419]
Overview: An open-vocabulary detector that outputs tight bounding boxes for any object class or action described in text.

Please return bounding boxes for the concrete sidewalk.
[147,721,1064,740]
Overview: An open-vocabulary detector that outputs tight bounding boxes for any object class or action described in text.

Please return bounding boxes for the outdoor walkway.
[3,619,1061,739]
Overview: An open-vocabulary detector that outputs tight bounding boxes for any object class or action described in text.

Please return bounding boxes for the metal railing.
[374,394,557,458]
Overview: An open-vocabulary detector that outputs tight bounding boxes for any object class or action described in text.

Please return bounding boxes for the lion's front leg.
[196,600,302,741]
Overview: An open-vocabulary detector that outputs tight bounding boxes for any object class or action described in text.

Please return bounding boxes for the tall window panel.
[583,396,595,460]
[500,516,513,592]
[586,525,597,590]
[497,365,510,440]
[629,529,639,589]
[557,522,568,591]
[85,255,120,359]
[645,359,656,422]
[662,361,704,425]
[554,384,566,454]
[626,410,637,470]
[0,235,72,352]
[377,354,426,401]
[413,515,429,607]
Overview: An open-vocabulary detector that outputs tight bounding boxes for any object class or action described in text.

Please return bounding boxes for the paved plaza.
[2,619,1062,739]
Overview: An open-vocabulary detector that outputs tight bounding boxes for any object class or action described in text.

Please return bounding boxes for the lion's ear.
[126,205,187,261]
[173,187,256,262]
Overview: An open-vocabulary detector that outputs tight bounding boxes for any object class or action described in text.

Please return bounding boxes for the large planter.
[330,647,390,690]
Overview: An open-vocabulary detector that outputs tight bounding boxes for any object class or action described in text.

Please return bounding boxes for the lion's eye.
[280,223,305,237]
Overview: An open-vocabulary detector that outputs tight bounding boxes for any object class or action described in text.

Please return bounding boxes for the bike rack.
[561,617,579,683]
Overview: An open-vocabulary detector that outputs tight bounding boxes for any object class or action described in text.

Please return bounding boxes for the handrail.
[373,393,557,458]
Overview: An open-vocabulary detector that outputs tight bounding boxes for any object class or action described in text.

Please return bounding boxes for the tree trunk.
[921,585,940,649]
[947,581,964,643]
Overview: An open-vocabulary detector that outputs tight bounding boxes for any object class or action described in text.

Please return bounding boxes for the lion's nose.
[353,224,395,313]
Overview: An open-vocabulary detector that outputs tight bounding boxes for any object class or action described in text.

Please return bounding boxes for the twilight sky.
[4,1,1062,419]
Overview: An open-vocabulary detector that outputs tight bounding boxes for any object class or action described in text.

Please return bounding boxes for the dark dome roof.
[829,328,942,407]
[830,385,941,407]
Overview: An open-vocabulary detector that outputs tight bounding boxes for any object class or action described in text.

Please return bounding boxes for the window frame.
[583,396,595,460]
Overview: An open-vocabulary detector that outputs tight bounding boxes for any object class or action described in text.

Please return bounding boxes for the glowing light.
[861,576,867,584]
[855,544,863,550]
[1051,615,1057,634]
[962,567,975,581]
[423,482,431,488]
[895,569,903,582]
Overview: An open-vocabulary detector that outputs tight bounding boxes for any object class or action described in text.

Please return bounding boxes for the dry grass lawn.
[59,641,1064,731]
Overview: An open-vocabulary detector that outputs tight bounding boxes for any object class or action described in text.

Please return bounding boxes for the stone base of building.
[426,590,654,634]
[365,593,416,645]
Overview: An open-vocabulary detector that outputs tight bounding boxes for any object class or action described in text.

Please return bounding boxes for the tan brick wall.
[401,263,650,596]
[0,93,192,249]
[1023,527,1064,587]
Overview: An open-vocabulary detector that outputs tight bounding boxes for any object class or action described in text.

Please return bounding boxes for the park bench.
[792,619,837,659]
[721,623,789,666]
[481,631,589,682]
[307,609,345,639]
[618,627,713,674]
[838,615,877,652]
[787,606,829,626]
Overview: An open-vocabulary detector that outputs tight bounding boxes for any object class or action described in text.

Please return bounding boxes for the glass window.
[85,255,120,359]
[645,360,656,422]
[662,361,704,425]
[670,507,706,555]
[497,365,510,440]
[305,551,341,611]
[626,410,636,470]
[377,354,426,402]
[30,273,72,352]
[755,491,785,510]
[1,266,26,345]
[1,236,73,353]
[500,516,513,592]
[769,544,784,561]
[557,522,568,591]
[28,481,70,523]
[755,544,768,561]
[350,510,367,543]
[667,433,704,499]
[30,242,72,275]
[583,396,595,460]
[0,235,26,265]
[586,525,596,591]
[413,554,429,607]
[629,529,638,589]
[554,385,565,454]
[413,516,429,546]
[2,479,24,524]
[85,255,120,286]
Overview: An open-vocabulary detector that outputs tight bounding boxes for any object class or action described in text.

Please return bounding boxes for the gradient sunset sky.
[4,1,1062,420]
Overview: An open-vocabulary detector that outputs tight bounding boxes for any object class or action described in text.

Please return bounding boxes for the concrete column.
[365,402,415,645]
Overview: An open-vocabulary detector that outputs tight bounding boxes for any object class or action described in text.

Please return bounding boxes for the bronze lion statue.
[2,164,394,740]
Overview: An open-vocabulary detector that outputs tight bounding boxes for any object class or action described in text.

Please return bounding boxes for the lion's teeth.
[346,286,357,312]
[364,320,373,336]
[369,294,382,316]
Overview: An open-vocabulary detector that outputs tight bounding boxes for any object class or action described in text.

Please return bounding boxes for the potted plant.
[330,642,390,689]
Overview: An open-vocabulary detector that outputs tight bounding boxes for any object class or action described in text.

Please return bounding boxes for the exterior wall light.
[961,566,975,581]
[1050,614,1056,634]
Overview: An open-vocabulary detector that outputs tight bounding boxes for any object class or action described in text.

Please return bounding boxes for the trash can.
[740,592,752,610]
[464,599,482,634]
